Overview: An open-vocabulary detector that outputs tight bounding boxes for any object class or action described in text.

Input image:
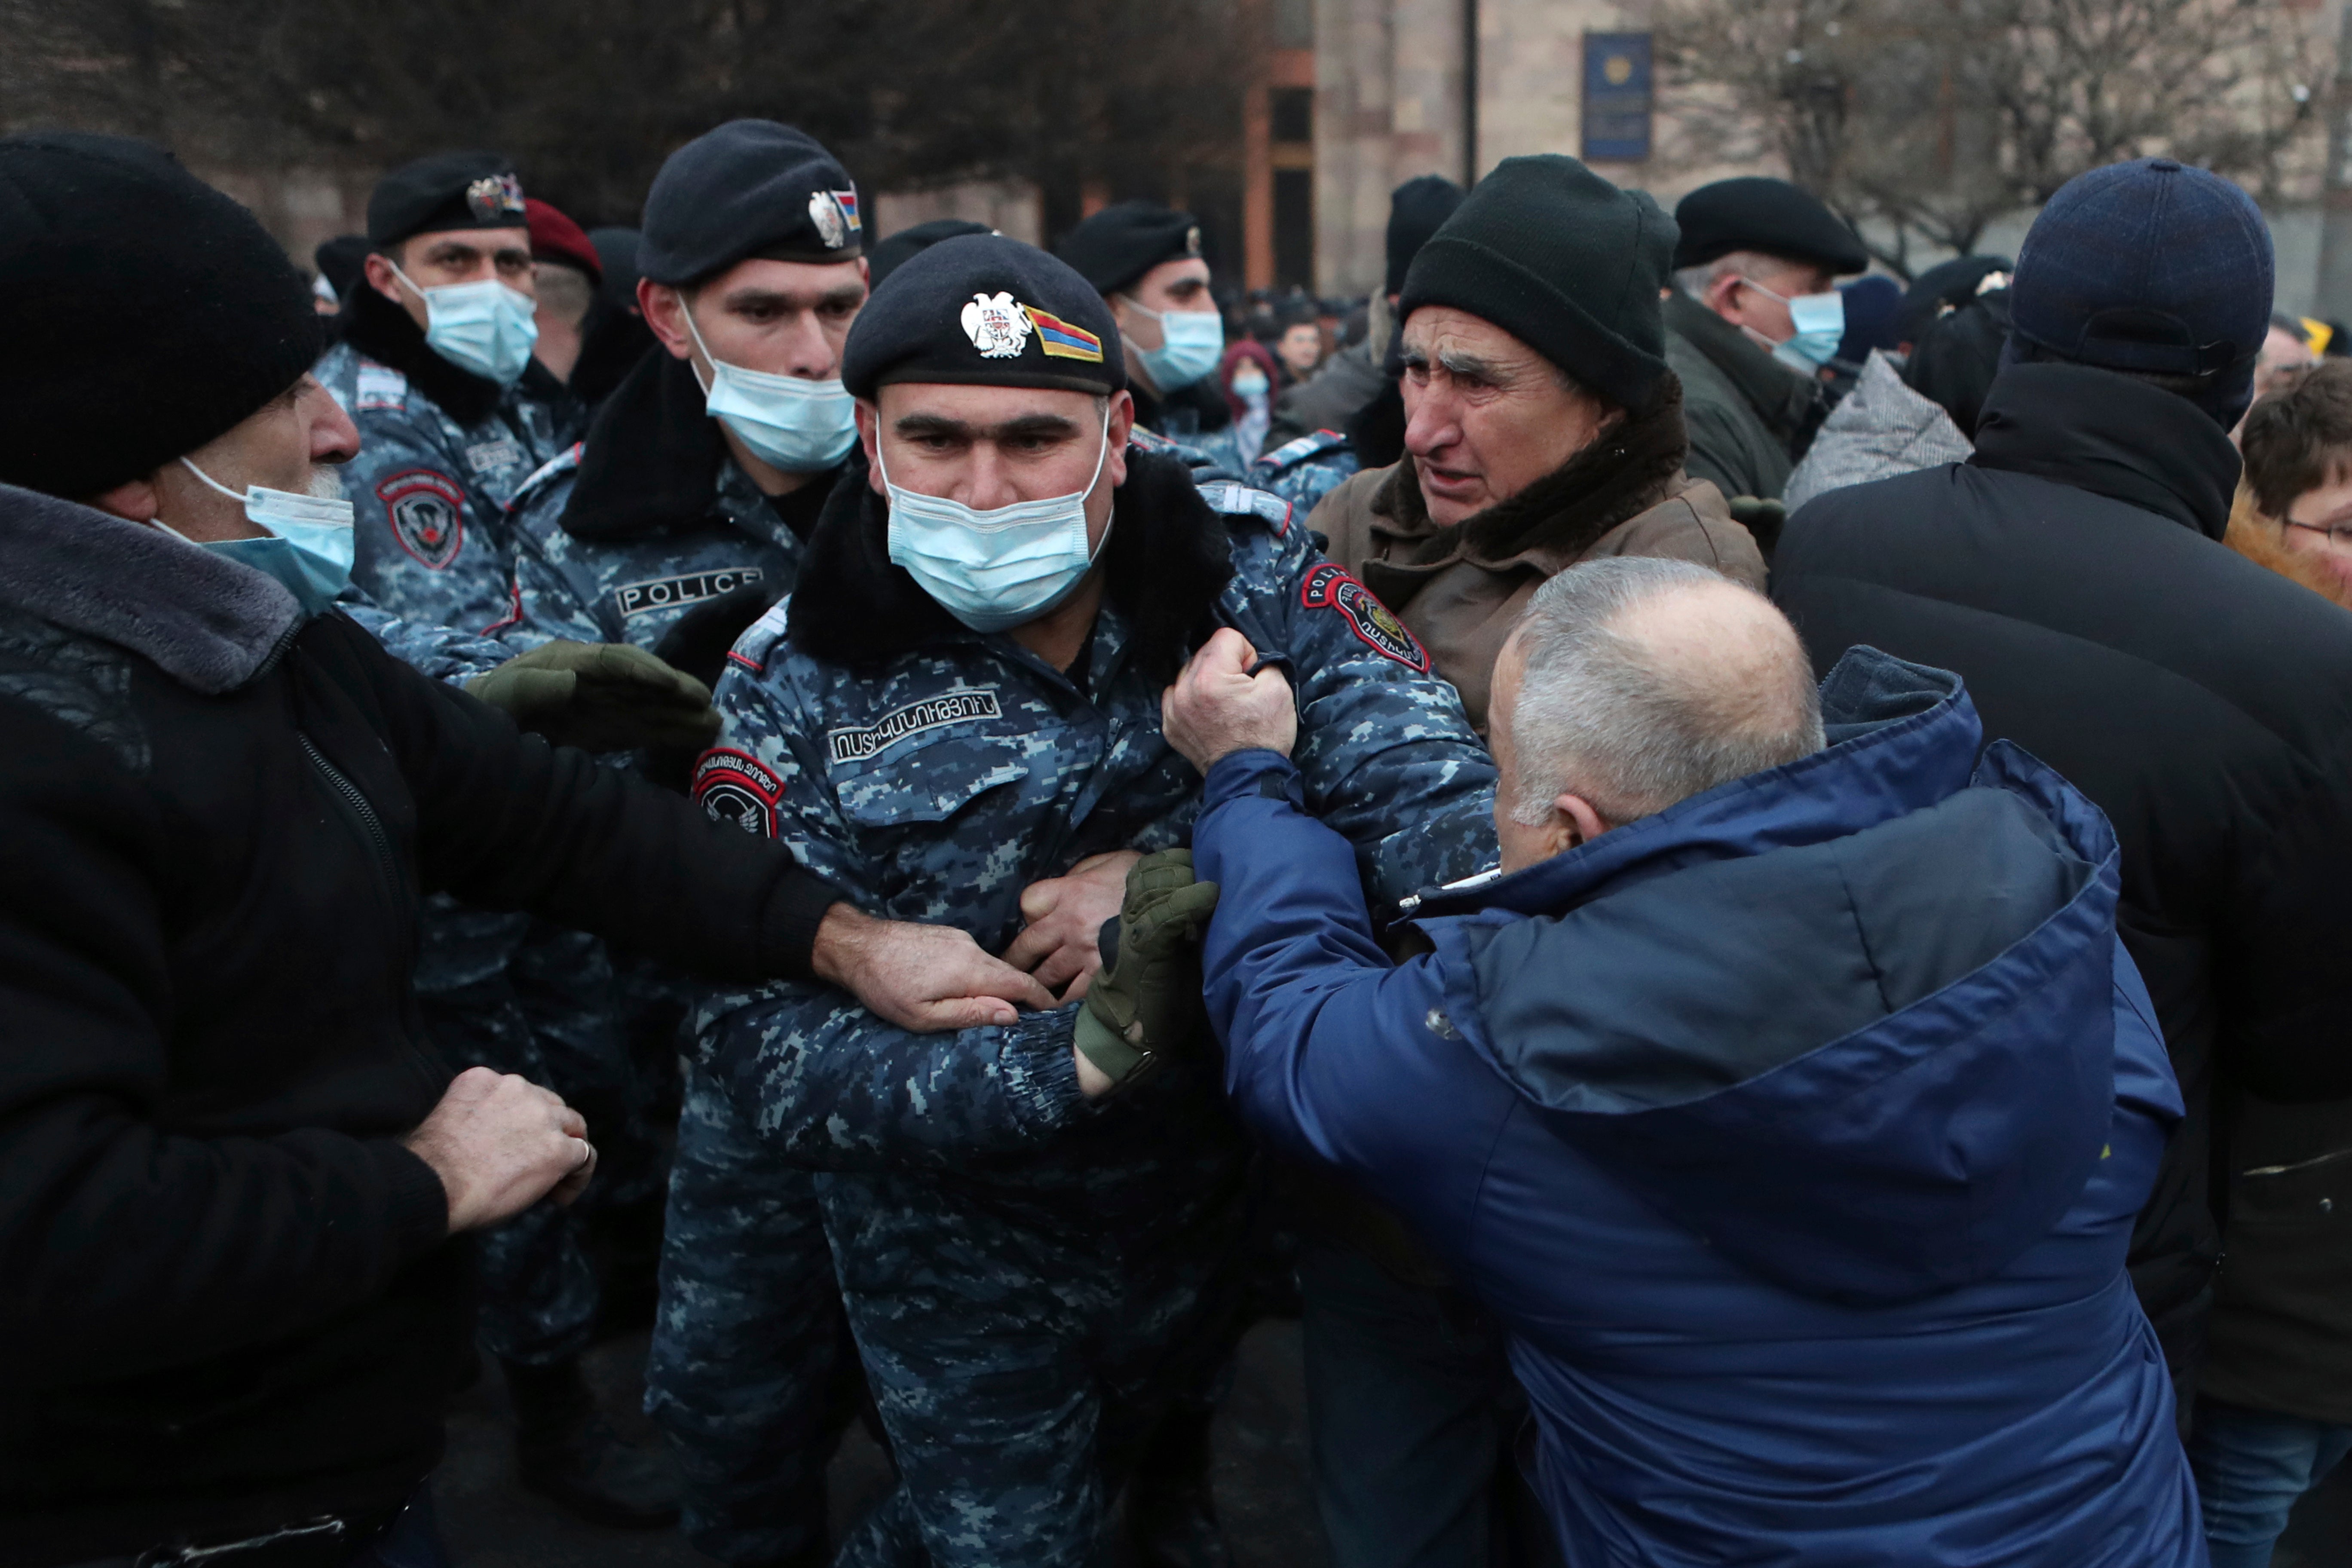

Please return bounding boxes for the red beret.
[525,197,601,284]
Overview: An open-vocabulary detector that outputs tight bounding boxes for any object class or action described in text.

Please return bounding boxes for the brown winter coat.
[1304,382,1765,731]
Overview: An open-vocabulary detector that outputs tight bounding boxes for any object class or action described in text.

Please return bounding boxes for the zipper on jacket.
[299,730,399,898]
[2240,1146,2352,1180]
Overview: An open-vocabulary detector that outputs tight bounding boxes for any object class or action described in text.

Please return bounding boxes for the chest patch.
[826,687,1002,764]
[694,748,783,839]
[614,566,766,621]
[355,363,408,410]
[1302,563,1428,672]
[466,438,523,475]
[377,469,466,570]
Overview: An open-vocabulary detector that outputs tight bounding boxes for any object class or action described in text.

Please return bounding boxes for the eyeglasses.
[2285,520,2352,546]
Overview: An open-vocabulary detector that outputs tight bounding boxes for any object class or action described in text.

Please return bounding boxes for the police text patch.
[615,566,765,620]
[1302,563,1428,672]
[695,748,782,839]
[377,470,466,570]
[826,688,1002,763]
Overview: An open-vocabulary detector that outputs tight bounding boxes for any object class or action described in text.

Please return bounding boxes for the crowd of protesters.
[0,107,2345,1568]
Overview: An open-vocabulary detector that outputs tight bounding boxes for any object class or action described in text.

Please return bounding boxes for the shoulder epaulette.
[1251,428,1349,473]
[507,444,584,516]
[1195,481,1293,535]
[727,594,795,676]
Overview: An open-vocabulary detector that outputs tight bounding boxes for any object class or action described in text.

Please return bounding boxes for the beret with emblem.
[639,120,863,286]
[1054,200,1204,297]
[368,150,527,248]
[843,233,1123,400]
[1671,176,1868,275]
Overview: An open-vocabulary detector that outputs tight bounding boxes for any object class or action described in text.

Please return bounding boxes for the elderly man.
[0,131,1032,1566]
[1164,557,2201,1567]
[690,233,1496,1568]
[1308,155,1761,735]
[1664,176,1868,510]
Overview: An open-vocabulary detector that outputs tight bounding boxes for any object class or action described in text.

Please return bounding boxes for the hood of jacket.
[1783,350,1973,514]
[0,482,301,693]
[785,444,1236,686]
[1420,646,2122,1306]
[1970,360,2240,541]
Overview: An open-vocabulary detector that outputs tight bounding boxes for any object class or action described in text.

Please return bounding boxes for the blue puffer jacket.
[1196,648,2202,1567]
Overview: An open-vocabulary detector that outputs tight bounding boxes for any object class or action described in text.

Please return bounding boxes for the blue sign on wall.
[1583,32,1654,162]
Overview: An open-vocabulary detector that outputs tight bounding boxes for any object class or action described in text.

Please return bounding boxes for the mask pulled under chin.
[880,414,1114,633]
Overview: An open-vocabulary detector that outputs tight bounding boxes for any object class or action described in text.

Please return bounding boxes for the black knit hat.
[368,151,526,248]
[0,132,321,499]
[870,218,994,288]
[1385,175,1464,297]
[1054,201,1202,297]
[844,234,1123,400]
[1672,177,1867,275]
[640,121,863,286]
[1398,155,1676,411]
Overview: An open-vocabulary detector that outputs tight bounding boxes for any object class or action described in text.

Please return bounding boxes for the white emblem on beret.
[961,292,1034,358]
[808,190,848,250]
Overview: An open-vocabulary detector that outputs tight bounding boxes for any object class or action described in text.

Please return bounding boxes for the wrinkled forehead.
[1400,303,1544,370]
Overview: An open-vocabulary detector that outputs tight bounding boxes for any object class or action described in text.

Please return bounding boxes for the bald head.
[1491,558,1822,866]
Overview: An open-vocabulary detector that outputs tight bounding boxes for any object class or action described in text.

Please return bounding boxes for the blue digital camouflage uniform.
[315,340,579,634]
[505,428,852,1561]
[505,447,817,652]
[1248,427,1361,515]
[691,479,1498,1567]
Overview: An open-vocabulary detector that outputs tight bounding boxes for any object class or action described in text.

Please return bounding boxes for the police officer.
[691,234,1498,1568]
[1663,176,1869,514]
[1057,201,1235,447]
[502,119,882,1566]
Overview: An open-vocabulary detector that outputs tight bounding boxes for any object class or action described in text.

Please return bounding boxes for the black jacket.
[1770,361,2352,1381]
[0,485,834,1563]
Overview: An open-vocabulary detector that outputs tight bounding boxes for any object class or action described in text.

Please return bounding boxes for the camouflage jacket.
[505,349,834,656]
[1248,427,1361,515]
[337,590,515,686]
[316,287,580,636]
[688,448,1496,1239]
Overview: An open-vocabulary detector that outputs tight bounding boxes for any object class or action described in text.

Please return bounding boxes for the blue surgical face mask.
[1743,278,1847,372]
[881,412,1113,634]
[1121,297,1225,392]
[390,262,539,386]
[1229,363,1270,400]
[680,302,858,472]
[170,458,356,617]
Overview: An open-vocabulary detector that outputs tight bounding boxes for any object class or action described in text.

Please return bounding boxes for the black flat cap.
[639,121,862,286]
[368,151,526,248]
[0,132,321,497]
[870,218,994,288]
[1054,200,1202,297]
[844,233,1123,400]
[1672,177,1866,275]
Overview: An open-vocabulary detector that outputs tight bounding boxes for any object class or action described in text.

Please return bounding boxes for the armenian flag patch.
[1024,306,1104,363]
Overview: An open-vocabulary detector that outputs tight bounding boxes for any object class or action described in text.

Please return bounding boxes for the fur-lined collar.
[787,446,1234,685]
[561,349,732,542]
[0,483,301,693]
[1364,379,1693,588]
[338,281,564,428]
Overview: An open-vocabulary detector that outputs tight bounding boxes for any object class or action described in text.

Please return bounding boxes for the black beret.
[1672,177,1867,275]
[0,132,321,498]
[639,120,862,285]
[1054,200,1203,297]
[870,218,995,288]
[844,234,1124,401]
[1386,175,1464,297]
[368,150,526,248]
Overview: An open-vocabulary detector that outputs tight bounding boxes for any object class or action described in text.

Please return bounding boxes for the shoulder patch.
[376,469,467,570]
[1196,481,1292,535]
[727,596,794,676]
[824,687,1002,765]
[1252,429,1348,472]
[355,361,408,411]
[1301,562,1428,672]
[695,748,782,839]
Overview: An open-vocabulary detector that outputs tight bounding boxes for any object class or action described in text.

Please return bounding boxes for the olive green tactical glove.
[466,640,723,753]
[1072,849,1222,1093]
